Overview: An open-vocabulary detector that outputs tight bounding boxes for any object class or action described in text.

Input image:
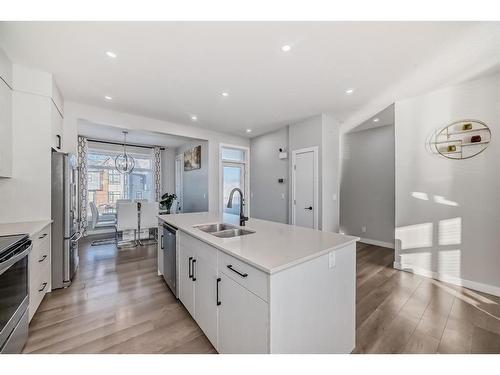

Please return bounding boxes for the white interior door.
[175,155,183,213]
[292,147,318,229]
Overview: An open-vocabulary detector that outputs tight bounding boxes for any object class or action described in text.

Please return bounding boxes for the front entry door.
[292,147,318,229]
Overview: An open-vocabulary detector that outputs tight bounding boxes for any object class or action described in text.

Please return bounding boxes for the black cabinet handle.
[38,282,48,292]
[38,255,47,263]
[216,277,221,306]
[192,259,197,281]
[227,264,248,278]
[38,233,47,239]
[188,257,193,278]
[304,206,313,210]
[160,235,164,249]
[56,135,61,150]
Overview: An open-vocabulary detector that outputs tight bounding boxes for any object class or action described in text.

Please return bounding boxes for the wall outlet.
[361,225,367,233]
[329,251,336,268]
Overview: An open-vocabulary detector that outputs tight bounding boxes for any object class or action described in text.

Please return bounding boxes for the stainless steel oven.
[0,234,32,354]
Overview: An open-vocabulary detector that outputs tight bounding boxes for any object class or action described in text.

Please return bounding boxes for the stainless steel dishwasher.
[162,223,177,297]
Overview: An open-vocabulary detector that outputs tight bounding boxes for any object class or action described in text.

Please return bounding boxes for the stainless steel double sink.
[194,223,255,238]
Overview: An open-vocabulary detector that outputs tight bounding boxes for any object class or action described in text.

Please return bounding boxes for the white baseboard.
[393,262,500,298]
[359,237,395,249]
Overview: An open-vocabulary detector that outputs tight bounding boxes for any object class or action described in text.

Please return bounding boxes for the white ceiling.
[349,104,394,133]
[0,21,490,137]
[78,120,198,148]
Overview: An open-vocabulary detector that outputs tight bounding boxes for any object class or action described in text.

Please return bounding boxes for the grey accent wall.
[288,115,323,228]
[175,140,209,213]
[250,127,289,223]
[340,124,395,245]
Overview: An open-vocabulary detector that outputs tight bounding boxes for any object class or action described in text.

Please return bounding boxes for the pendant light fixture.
[115,131,135,174]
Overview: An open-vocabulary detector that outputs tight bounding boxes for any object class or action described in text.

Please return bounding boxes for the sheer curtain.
[153,146,162,202]
[77,136,89,234]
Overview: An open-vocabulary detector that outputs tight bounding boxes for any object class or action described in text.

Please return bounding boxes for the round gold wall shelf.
[431,120,491,160]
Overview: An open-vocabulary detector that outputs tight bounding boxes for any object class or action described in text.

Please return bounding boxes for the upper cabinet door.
[217,273,268,354]
[0,79,12,177]
[51,102,63,151]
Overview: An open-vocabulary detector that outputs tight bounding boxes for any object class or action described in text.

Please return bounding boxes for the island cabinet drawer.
[180,232,217,269]
[218,251,269,302]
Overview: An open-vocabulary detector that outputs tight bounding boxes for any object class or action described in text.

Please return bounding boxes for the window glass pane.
[222,147,245,162]
[223,165,244,215]
[87,148,155,216]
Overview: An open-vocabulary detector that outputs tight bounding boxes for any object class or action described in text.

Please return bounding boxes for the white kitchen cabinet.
[165,221,356,354]
[50,101,63,151]
[178,244,195,317]
[217,272,268,354]
[193,248,218,347]
[28,224,52,321]
[0,77,12,177]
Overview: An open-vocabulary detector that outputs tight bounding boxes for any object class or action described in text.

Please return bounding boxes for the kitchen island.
[157,212,358,354]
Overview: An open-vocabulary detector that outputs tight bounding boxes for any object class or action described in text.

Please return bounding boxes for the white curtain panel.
[77,136,89,233]
[153,146,162,202]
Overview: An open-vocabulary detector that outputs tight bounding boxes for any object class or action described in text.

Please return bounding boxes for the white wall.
[395,72,500,296]
[340,124,395,246]
[63,102,249,214]
[250,127,289,224]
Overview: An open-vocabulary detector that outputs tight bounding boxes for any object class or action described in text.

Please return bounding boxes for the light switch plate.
[329,251,336,268]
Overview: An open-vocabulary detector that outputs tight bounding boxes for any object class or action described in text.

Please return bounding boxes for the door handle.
[227,264,248,278]
[38,255,47,263]
[56,134,61,150]
[304,206,313,210]
[160,235,164,249]
[38,282,48,292]
[216,277,221,306]
[192,259,197,281]
[38,233,47,239]
[188,257,193,278]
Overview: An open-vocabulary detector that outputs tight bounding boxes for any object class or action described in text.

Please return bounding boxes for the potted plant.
[159,193,177,214]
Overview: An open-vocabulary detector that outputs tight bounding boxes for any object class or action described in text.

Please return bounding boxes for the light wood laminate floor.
[24,240,500,353]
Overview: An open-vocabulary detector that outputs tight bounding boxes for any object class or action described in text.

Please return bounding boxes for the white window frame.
[219,143,250,217]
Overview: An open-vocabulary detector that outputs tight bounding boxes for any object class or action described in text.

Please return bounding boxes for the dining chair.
[115,202,139,248]
[89,201,117,246]
[137,202,159,245]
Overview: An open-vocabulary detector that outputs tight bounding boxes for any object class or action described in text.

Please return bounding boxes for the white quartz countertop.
[0,220,53,238]
[158,212,358,274]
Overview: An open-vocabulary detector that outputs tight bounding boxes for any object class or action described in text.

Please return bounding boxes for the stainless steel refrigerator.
[51,151,81,289]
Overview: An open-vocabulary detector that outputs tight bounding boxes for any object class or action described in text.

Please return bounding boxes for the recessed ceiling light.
[373,118,380,122]
[191,115,198,121]
[104,95,113,101]
[221,92,229,97]
[246,129,252,133]
[281,44,291,52]
[106,51,117,59]
[345,88,354,95]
